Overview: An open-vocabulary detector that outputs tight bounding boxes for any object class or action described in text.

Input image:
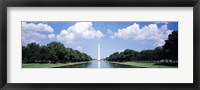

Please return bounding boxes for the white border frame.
[7,7,193,83]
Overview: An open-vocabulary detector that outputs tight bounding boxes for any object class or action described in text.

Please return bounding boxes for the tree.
[154,47,164,61]
[163,31,178,61]
[21,41,93,64]
[118,52,126,62]
[26,42,40,63]
[106,31,178,64]
[39,46,48,63]
[123,49,137,61]
[109,52,119,61]
[22,46,28,63]
[64,55,70,63]
[47,41,66,63]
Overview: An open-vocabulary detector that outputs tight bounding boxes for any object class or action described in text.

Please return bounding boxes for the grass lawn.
[110,61,178,68]
[22,61,90,68]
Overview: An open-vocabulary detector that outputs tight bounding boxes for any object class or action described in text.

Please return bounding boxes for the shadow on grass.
[53,63,90,68]
[154,63,178,66]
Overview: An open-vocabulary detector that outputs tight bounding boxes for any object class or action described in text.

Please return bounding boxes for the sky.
[22,21,178,59]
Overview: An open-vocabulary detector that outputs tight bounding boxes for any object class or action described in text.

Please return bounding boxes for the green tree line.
[22,41,92,64]
[105,31,178,63]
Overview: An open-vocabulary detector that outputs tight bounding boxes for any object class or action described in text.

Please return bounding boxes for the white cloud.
[22,22,54,45]
[119,49,125,52]
[57,22,104,43]
[111,23,173,47]
[22,31,46,45]
[22,22,54,32]
[48,34,55,39]
[107,29,113,34]
[76,46,83,51]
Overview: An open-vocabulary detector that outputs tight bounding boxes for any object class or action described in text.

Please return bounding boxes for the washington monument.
[98,43,100,60]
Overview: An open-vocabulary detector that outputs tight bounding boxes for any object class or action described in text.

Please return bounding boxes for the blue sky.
[22,21,178,59]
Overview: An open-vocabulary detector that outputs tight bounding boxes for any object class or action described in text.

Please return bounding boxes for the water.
[100,60,144,68]
[54,60,144,68]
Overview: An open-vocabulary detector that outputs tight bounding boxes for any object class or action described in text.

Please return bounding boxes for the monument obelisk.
[98,43,100,60]
[98,43,100,68]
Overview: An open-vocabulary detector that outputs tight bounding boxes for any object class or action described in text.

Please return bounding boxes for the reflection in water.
[54,60,143,68]
[88,60,98,68]
[100,60,144,68]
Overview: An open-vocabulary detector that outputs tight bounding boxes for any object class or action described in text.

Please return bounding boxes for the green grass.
[22,61,90,68]
[110,61,178,68]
